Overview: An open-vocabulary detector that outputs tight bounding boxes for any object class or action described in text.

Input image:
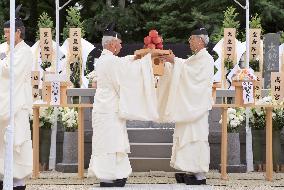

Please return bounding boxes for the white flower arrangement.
[60,107,78,132]
[250,96,283,130]
[220,107,245,133]
[38,107,56,128]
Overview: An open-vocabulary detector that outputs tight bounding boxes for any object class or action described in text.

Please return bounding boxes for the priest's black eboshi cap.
[103,22,121,39]
[191,28,208,36]
[4,18,24,28]
[4,5,25,28]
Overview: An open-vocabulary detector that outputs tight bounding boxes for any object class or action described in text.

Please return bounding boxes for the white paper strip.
[242,81,254,104]
[51,81,60,105]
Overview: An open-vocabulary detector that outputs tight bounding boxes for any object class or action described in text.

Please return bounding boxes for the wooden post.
[265,107,273,181]
[78,107,84,178]
[221,107,228,180]
[212,82,221,103]
[32,107,40,178]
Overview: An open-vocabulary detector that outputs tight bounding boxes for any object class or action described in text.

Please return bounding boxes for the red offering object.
[152,36,162,44]
[149,30,158,37]
[144,30,163,50]
[137,29,168,76]
[156,43,163,50]
[144,36,152,45]
[147,43,156,49]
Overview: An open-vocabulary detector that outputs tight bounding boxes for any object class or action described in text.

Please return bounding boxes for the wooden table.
[213,104,283,181]
[32,104,93,179]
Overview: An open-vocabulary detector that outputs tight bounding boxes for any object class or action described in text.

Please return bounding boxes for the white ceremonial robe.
[157,48,214,173]
[0,40,33,179]
[88,49,158,180]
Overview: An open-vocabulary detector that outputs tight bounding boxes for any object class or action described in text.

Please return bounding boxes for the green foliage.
[280,31,284,44]
[224,58,234,70]
[36,12,54,40]
[211,6,240,43]
[70,61,81,88]
[0,35,4,43]
[40,61,52,71]
[62,6,86,41]
[250,13,262,30]
[0,1,8,43]
[249,59,260,72]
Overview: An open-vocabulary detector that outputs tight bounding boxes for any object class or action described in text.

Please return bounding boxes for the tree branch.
[233,0,246,9]
[60,0,73,10]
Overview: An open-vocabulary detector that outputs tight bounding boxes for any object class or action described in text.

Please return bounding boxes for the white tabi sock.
[194,172,206,180]
[13,178,25,187]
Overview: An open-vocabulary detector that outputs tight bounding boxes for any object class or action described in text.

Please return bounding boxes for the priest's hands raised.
[159,50,175,64]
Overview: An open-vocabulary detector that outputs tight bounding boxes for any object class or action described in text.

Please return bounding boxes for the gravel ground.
[26,170,284,190]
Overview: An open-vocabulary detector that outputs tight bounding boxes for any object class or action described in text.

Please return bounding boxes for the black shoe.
[0,181,2,190]
[13,186,26,190]
[174,173,186,183]
[184,174,206,185]
[184,174,197,185]
[196,179,206,185]
[114,178,127,187]
[100,182,115,187]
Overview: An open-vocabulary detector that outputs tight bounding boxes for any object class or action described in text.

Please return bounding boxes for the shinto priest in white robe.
[157,48,214,173]
[88,49,158,180]
[0,40,33,179]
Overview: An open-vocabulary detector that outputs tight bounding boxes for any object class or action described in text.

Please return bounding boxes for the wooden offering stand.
[134,49,171,76]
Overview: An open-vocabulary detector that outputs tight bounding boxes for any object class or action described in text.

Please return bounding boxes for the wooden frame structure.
[32,103,93,179]
[32,103,280,181]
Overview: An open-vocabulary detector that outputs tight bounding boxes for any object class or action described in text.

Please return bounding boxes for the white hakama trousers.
[88,153,132,180]
[88,111,132,180]
[170,112,210,173]
[0,109,33,180]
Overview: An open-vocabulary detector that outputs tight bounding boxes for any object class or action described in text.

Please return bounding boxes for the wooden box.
[134,49,171,76]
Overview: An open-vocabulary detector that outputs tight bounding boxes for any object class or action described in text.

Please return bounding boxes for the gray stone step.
[129,143,172,158]
[130,158,175,172]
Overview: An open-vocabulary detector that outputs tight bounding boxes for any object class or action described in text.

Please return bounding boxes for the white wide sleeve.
[113,54,159,121]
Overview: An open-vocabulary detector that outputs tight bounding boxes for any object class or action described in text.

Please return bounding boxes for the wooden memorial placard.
[249,29,261,61]
[281,51,284,73]
[249,29,261,72]
[39,28,53,66]
[222,28,237,88]
[68,28,82,86]
[134,49,171,76]
[271,72,284,102]
[31,71,40,101]
[254,72,262,101]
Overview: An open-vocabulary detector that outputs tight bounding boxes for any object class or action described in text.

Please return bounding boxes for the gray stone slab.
[218,164,247,173]
[130,144,172,158]
[128,128,173,143]
[130,158,175,172]
[263,33,280,88]
[56,163,78,173]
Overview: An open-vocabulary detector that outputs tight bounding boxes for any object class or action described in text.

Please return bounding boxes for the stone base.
[56,163,78,173]
[218,164,247,173]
